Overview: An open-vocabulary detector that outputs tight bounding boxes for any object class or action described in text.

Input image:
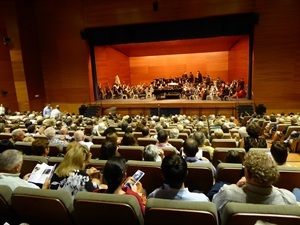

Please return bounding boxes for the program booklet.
[27,163,56,184]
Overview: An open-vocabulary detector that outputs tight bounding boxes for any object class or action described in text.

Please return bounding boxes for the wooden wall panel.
[94,46,131,88]
[253,1,300,113]
[130,52,228,86]
[228,36,249,82]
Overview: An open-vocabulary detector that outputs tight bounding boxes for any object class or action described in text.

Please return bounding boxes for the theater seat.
[145,198,218,225]
[0,185,20,225]
[222,202,300,225]
[74,192,144,225]
[11,187,75,225]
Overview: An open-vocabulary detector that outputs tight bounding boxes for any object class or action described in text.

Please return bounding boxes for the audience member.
[43,104,52,117]
[0,149,49,190]
[182,137,216,174]
[143,144,164,162]
[156,129,173,148]
[239,122,267,152]
[224,150,243,164]
[270,142,288,165]
[99,139,119,160]
[9,128,25,144]
[50,105,61,120]
[121,132,138,146]
[212,151,297,218]
[32,138,50,157]
[101,156,145,214]
[44,127,68,151]
[73,130,94,150]
[50,143,104,198]
[147,153,209,201]
[190,131,214,160]
[169,128,179,139]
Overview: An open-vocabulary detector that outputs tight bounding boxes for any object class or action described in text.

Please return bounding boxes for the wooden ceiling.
[109,35,246,57]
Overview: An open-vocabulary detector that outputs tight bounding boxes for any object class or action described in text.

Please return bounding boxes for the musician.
[196,71,203,84]
[188,72,194,83]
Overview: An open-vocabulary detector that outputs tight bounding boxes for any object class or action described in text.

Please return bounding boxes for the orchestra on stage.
[98,72,247,101]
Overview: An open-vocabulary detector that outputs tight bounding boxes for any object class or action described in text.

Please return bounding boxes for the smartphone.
[124,170,145,188]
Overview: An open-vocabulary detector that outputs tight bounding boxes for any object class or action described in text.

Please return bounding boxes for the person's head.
[103,156,127,193]
[121,132,138,146]
[55,143,91,177]
[189,131,206,147]
[32,138,50,156]
[121,121,128,132]
[243,151,279,186]
[84,125,93,136]
[74,130,85,142]
[102,127,117,136]
[143,144,161,161]
[214,129,224,139]
[106,132,119,145]
[246,122,262,138]
[183,137,199,157]
[157,129,168,143]
[161,154,187,189]
[100,140,118,160]
[0,149,23,173]
[60,127,69,135]
[44,127,56,140]
[0,139,15,153]
[141,126,150,137]
[169,128,179,139]
[270,142,288,165]
[225,150,243,164]
[11,129,25,142]
[26,124,36,134]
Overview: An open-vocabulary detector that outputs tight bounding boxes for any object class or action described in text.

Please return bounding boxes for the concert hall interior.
[0,0,299,116]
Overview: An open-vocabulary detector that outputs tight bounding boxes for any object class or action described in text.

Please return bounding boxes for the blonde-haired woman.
[50,143,105,197]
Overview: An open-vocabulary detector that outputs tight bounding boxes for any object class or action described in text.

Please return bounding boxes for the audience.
[147,153,209,201]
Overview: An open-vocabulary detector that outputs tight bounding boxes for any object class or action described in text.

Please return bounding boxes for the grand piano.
[153,83,182,99]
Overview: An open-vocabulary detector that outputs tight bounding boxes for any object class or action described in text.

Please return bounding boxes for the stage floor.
[94,97,253,117]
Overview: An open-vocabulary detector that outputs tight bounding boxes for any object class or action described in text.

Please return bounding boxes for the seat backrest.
[74,192,144,225]
[0,185,19,225]
[48,143,64,157]
[92,136,106,145]
[137,137,157,147]
[168,138,184,152]
[145,198,218,225]
[11,187,75,225]
[186,163,214,194]
[248,148,270,153]
[47,156,64,166]
[275,165,300,191]
[14,141,34,155]
[126,160,163,195]
[21,155,48,179]
[118,145,144,161]
[90,144,102,159]
[132,132,143,139]
[216,163,244,184]
[212,139,237,148]
[285,126,300,139]
[178,133,188,140]
[212,148,245,168]
[160,146,178,156]
[0,132,12,140]
[222,202,300,225]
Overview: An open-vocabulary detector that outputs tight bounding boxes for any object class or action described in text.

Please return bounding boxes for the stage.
[90,97,254,118]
